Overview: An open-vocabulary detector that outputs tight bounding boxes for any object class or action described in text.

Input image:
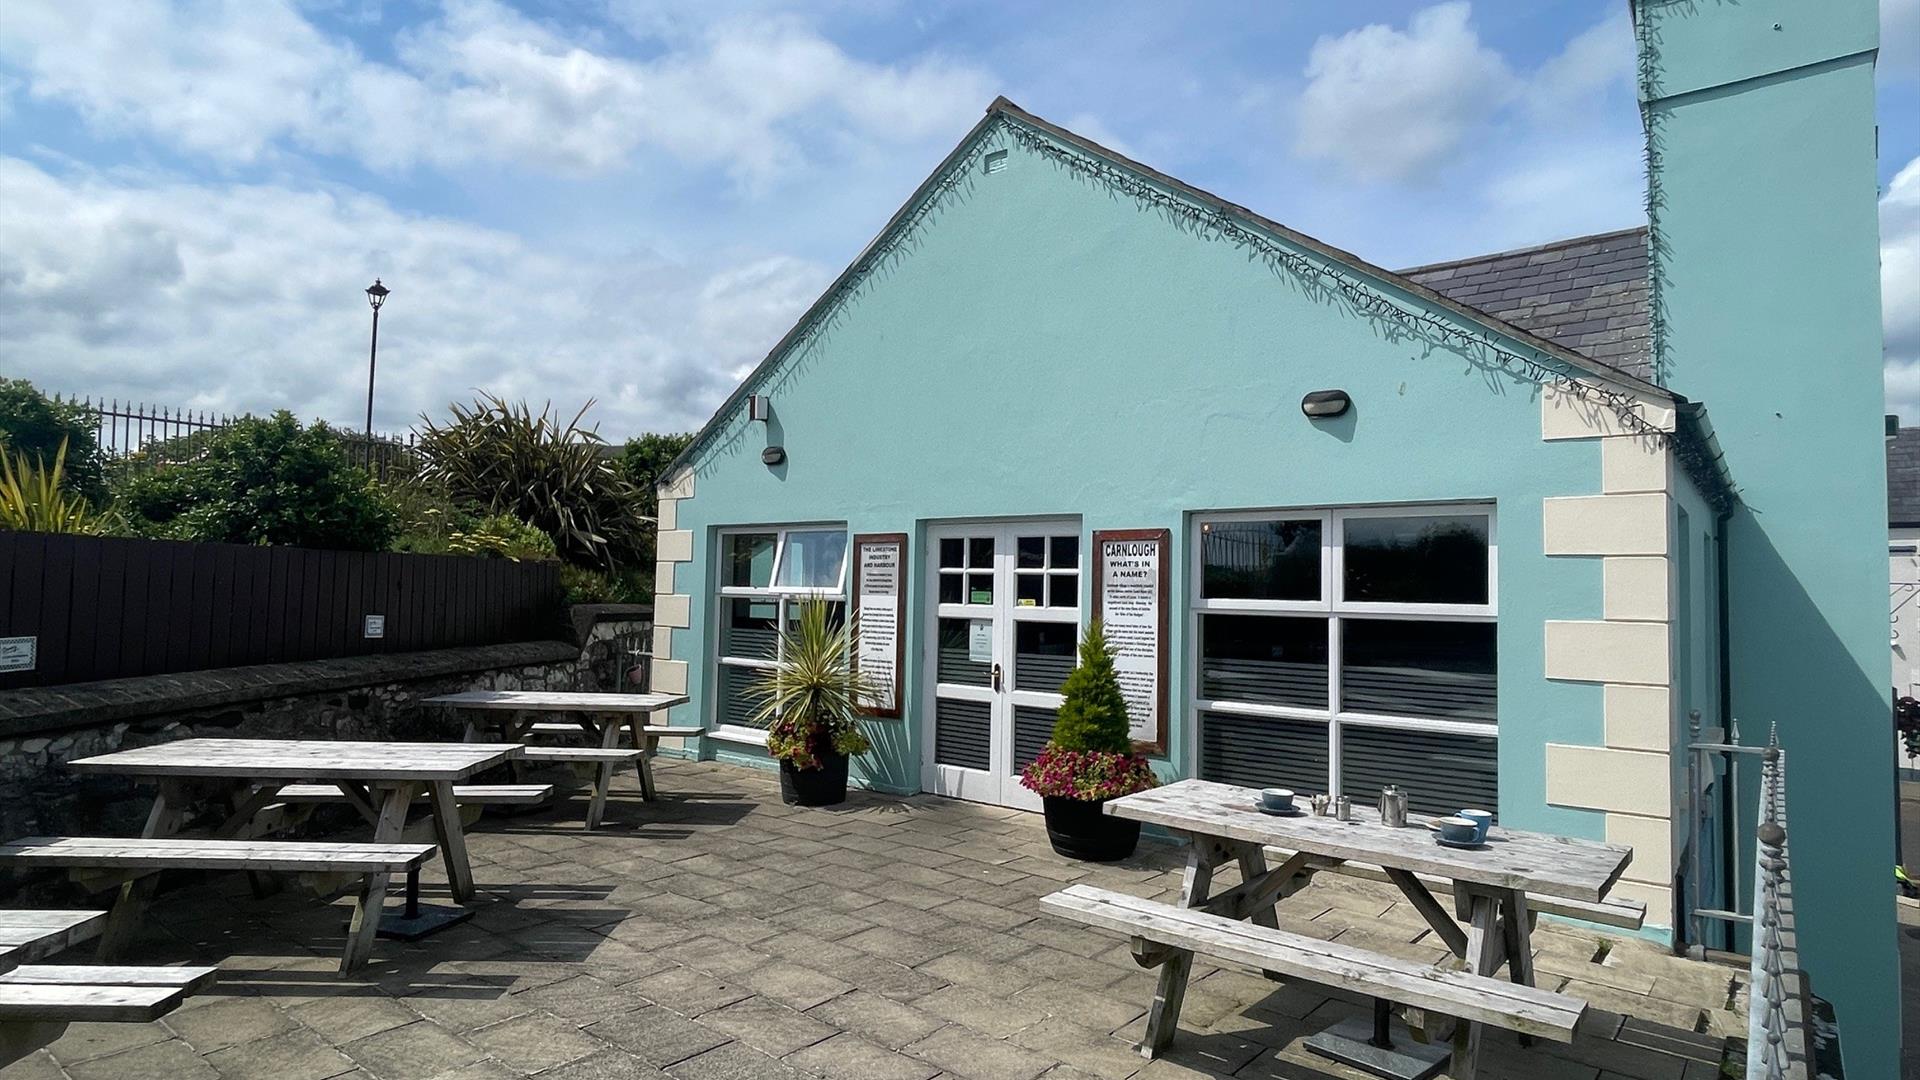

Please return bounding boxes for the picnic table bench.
[0,909,216,1066]
[424,690,694,829]
[25,738,524,972]
[1042,779,1632,1080]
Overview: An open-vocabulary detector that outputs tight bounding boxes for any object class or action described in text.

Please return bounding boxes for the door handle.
[991,663,1003,692]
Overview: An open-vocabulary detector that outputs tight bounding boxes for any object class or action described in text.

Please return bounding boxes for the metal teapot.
[1378,786,1409,827]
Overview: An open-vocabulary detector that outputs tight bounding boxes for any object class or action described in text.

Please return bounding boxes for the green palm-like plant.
[0,438,114,535]
[748,600,875,770]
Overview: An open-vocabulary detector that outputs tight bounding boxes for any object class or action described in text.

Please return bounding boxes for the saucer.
[1256,803,1305,817]
[1433,835,1485,850]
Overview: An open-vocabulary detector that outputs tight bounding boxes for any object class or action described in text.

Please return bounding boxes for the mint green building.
[647,2,1894,1067]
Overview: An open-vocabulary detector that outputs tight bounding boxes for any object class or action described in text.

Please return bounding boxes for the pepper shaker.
[1335,796,1352,821]
[1311,793,1330,816]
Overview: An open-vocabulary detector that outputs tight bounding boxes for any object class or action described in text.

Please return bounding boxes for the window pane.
[1048,574,1078,608]
[969,537,994,568]
[1017,574,1044,607]
[1200,614,1329,709]
[785,600,845,635]
[1202,519,1321,601]
[773,529,848,588]
[1017,536,1045,569]
[1199,711,1329,795]
[1343,515,1489,605]
[1052,536,1079,570]
[719,598,778,660]
[939,573,962,605]
[937,618,991,685]
[1341,619,1496,722]
[717,664,768,729]
[1015,622,1076,692]
[940,538,964,569]
[1338,725,1497,818]
[968,574,993,604]
[724,533,776,588]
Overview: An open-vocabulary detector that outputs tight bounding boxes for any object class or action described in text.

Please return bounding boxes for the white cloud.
[1884,156,1920,422]
[0,0,995,184]
[0,157,830,436]
[1294,3,1517,184]
[1884,0,1920,79]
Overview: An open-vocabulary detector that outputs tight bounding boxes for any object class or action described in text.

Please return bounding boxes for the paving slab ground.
[3,759,1756,1079]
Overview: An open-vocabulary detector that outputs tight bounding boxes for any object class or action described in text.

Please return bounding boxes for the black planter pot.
[779,749,850,807]
[1042,795,1142,861]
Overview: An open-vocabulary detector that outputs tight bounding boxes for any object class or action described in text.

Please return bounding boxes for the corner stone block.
[657,530,694,564]
[651,658,688,694]
[658,468,695,501]
[1541,380,1677,441]
[1545,743,1672,816]
[1545,620,1670,685]
[651,625,674,663]
[1601,435,1670,495]
[1602,557,1670,622]
[654,561,675,596]
[656,497,677,531]
[1542,493,1668,556]
[655,593,691,629]
[1603,684,1672,751]
[1605,812,1675,885]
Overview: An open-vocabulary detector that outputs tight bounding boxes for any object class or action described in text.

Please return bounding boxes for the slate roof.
[1400,227,1652,381]
[1891,427,1920,527]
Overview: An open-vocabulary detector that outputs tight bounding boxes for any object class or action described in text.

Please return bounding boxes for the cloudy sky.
[1,1,1917,439]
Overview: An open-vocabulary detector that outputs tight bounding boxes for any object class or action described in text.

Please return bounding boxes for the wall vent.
[983,149,1009,175]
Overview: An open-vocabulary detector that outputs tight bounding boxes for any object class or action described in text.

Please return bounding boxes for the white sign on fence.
[363,615,386,639]
[0,637,35,673]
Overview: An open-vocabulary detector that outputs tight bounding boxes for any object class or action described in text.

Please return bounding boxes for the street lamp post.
[363,279,389,458]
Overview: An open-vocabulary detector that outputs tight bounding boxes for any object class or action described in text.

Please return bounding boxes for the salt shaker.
[1335,796,1352,821]
[1311,794,1330,816]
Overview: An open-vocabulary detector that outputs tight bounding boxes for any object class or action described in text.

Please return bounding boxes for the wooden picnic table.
[0,911,106,975]
[423,690,694,826]
[68,738,523,963]
[1106,779,1632,1073]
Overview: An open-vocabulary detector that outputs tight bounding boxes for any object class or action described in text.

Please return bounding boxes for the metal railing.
[1686,712,1766,948]
[46,393,419,474]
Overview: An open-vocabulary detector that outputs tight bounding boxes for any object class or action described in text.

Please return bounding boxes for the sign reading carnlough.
[0,636,36,674]
[1093,529,1169,754]
[852,534,907,717]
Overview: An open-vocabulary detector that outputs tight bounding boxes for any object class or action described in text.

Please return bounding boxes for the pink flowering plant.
[1019,620,1159,802]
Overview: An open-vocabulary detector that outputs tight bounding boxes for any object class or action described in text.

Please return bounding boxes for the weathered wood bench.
[0,837,436,973]
[273,783,553,807]
[516,747,646,829]
[525,721,705,739]
[1042,884,1584,1075]
[1296,856,1647,930]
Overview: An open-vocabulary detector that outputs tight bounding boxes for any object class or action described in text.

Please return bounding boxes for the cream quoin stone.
[650,658,688,694]
[1539,381,1677,441]
[1544,744,1672,815]
[651,625,673,662]
[1542,494,1669,556]
[654,560,675,595]
[1544,620,1671,685]
[1603,557,1670,622]
[1606,880,1674,926]
[1600,435,1670,495]
[1604,812,1674,883]
[657,468,695,501]
[656,497,677,531]
[655,592,691,628]
[656,529,695,564]
[1603,684,1672,751]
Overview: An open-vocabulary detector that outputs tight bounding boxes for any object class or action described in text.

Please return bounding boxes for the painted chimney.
[1631,0,1892,1068]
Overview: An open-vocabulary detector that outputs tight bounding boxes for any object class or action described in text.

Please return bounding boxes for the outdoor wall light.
[748,394,772,422]
[761,446,786,466]
[1300,389,1351,418]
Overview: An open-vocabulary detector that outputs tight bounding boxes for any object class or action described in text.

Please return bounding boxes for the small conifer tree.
[1049,620,1132,753]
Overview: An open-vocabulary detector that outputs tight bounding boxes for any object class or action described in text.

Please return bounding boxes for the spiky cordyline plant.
[0,437,114,535]
[748,599,875,771]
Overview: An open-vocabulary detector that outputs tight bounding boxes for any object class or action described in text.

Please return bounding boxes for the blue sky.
[2,1,1916,436]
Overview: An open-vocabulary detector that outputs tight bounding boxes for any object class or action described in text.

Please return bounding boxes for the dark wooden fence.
[0,532,564,690]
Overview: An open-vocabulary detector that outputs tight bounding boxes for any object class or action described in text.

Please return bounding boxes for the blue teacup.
[1459,810,1493,843]
[1436,816,1480,845]
[1259,788,1296,813]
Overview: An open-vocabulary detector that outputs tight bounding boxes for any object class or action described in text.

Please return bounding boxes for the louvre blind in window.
[935,698,991,770]
[1337,726,1497,818]
[1198,711,1330,794]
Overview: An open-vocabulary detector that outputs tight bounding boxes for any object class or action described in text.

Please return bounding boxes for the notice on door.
[852,534,907,717]
[1094,529,1170,754]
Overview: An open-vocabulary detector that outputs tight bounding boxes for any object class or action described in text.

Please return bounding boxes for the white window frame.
[1188,502,1498,796]
[712,524,851,743]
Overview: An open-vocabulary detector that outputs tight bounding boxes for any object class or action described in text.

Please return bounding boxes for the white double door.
[922,520,1082,810]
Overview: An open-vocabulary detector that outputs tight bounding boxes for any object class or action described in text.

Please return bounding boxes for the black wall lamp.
[1301,389,1351,418]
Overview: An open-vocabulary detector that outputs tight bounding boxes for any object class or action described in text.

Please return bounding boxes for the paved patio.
[3,759,1745,1080]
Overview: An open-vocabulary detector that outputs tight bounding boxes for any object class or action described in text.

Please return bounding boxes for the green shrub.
[448,514,557,561]
[0,379,108,505]
[116,412,397,551]
[418,395,643,569]
[1048,620,1133,753]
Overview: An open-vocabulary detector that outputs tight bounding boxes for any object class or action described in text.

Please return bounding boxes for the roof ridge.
[1397,226,1649,276]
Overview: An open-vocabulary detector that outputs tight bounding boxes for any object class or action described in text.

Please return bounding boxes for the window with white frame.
[1191,505,1499,818]
[714,527,849,735]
